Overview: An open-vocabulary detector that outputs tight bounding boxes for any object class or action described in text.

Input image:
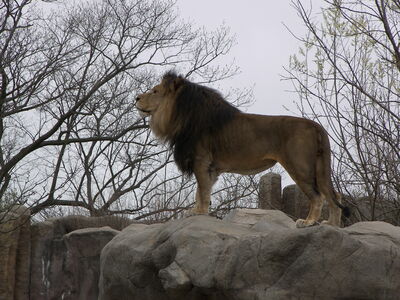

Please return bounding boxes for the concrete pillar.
[258,173,282,210]
[282,185,308,219]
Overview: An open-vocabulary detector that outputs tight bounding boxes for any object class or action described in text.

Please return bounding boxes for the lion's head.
[136,71,240,175]
[136,72,184,138]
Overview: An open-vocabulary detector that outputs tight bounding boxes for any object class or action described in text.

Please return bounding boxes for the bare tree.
[0,0,242,221]
[285,0,400,224]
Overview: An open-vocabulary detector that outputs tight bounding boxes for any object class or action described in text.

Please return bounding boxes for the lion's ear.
[173,76,184,91]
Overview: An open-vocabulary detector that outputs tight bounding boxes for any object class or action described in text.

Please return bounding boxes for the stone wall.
[30,220,121,300]
[0,206,31,300]
[0,211,135,300]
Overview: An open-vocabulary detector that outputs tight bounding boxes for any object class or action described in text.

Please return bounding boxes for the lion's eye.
[153,90,157,94]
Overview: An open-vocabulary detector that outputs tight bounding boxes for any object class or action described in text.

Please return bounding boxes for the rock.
[99,209,400,300]
[159,261,192,298]
[0,205,30,300]
[223,208,296,230]
[30,217,121,300]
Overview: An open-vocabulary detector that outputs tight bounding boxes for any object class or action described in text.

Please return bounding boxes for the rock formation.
[99,209,400,300]
[0,212,134,300]
[2,179,400,300]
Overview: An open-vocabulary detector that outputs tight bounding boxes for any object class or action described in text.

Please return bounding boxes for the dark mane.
[163,72,240,175]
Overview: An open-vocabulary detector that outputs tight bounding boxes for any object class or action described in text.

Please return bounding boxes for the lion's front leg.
[190,188,210,215]
[190,159,218,215]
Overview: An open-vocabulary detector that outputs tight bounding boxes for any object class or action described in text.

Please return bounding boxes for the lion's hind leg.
[280,159,323,228]
[320,191,342,227]
[316,149,343,227]
[294,183,324,228]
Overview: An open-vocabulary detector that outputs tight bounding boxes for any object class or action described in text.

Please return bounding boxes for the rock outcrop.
[2,206,400,300]
[99,209,400,300]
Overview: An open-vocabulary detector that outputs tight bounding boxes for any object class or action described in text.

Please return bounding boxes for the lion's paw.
[295,219,320,228]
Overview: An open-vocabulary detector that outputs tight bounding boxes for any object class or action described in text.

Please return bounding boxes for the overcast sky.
[176,0,321,115]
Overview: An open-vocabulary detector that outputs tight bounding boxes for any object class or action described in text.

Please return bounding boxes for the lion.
[135,71,350,227]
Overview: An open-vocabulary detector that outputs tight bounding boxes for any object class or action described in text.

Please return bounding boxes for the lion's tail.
[316,129,350,218]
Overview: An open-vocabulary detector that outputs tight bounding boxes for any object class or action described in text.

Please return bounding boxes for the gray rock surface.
[99,209,400,300]
[224,208,296,230]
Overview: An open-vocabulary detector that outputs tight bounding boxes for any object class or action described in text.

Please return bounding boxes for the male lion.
[136,71,349,227]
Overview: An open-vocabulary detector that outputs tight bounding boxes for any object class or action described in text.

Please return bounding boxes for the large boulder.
[99,208,400,300]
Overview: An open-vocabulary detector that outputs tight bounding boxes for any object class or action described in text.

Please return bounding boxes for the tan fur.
[136,73,344,227]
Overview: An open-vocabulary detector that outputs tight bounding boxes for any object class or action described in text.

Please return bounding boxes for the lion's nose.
[135,96,140,102]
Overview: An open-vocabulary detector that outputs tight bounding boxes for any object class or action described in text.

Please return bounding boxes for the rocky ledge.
[99,209,400,300]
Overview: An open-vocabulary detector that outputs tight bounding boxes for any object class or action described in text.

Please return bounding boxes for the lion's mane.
[160,71,240,175]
